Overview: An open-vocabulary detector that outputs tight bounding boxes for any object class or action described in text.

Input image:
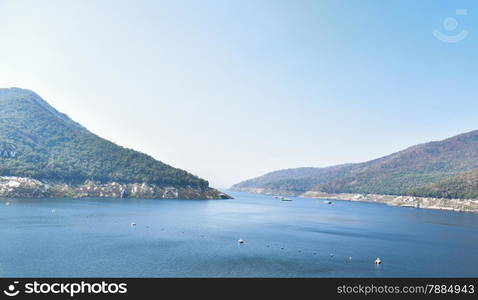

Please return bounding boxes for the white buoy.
[374,257,382,265]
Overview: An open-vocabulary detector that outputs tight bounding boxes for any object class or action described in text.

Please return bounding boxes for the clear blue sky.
[0,0,477,187]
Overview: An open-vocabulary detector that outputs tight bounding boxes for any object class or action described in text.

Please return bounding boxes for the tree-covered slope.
[232,130,478,198]
[408,168,478,199]
[0,88,208,188]
[233,164,354,193]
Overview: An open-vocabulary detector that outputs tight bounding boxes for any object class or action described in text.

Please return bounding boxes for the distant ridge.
[232,130,478,199]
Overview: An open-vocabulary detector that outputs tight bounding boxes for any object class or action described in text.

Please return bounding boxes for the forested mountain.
[232,130,478,199]
[0,88,228,199]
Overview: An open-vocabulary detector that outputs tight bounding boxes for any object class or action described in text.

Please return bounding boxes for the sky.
[0,0,477,188]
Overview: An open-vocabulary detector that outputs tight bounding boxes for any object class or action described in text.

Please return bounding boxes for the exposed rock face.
[300,191,478,213]
[0,177,231,200]
[0,177,49,198]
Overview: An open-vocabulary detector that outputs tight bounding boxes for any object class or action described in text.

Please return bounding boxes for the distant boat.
[323,200,332,205]
[281,197,292,201]
[374,257,382,264]
[237,239,245,244]
[130,222,137,227]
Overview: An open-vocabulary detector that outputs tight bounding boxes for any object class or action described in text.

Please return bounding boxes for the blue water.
[0,191,477,277]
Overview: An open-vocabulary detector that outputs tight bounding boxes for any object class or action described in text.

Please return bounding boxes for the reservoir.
[1,191,477,277]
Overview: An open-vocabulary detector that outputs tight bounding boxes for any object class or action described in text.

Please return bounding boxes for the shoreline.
[231,188,478,213]
[0,176,231,200]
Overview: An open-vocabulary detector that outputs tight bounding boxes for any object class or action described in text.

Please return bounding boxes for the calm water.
[1,191,477,277]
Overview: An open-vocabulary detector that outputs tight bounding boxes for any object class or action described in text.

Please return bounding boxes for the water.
[1,191,477,277]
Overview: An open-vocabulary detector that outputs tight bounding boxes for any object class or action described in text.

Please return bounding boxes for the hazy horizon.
[1,0,477,188]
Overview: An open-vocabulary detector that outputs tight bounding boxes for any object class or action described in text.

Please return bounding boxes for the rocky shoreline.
[232,187,478,213]
[0,176,231,200]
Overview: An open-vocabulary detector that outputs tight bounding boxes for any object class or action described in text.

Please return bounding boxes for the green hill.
[408,169,478,199]
[232,130,478,199]
[0,88,228,199]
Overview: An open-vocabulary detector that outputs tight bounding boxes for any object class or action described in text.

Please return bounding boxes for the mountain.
[408,169,478,199]
[233,165,354,194]
[232,130,478,199]
[0,88,229,199]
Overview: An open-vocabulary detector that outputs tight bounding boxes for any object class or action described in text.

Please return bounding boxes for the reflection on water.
[0,191,477,277]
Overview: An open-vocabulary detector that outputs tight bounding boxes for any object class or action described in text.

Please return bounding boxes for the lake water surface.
[1,191,477,277]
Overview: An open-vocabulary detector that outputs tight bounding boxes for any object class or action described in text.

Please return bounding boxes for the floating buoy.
[374,257,382,265]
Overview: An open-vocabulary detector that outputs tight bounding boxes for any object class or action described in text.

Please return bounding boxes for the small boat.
[281,197,292,201]
[130,222,137,227]
[237,239,245,244]
[323,201,332,204]
[374,257,382,265]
